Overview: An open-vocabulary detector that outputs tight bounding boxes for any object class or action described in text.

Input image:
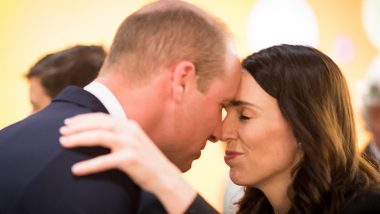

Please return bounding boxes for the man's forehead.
[218,71,241,103]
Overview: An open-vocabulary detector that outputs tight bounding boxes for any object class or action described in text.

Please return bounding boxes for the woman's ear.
[171,61,196,102]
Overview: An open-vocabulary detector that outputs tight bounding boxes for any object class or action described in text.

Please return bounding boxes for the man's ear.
[171,61,196,102]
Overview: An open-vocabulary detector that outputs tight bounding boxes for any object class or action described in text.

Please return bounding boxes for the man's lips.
[224,151,243,161]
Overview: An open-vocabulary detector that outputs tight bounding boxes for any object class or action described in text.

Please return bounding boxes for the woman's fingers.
[60,112,170,181]
[60,129,118,148]
[60,113,118,135]
[72,154,121,176]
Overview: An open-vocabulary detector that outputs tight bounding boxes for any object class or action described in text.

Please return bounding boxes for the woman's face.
[222,71,302,191]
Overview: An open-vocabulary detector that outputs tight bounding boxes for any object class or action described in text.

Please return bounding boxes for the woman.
[60,45,380,213]
[225,45,380,213]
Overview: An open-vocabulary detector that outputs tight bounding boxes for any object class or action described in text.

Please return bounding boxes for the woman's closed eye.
[239,114,251,121]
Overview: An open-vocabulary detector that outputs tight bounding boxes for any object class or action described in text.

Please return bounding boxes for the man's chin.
[175,153,201,172]
[179,162,193,172]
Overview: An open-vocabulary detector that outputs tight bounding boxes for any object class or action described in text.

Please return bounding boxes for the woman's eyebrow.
[229,99,261,110]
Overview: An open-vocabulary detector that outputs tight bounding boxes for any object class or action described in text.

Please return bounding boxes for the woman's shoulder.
[340,188,380,214]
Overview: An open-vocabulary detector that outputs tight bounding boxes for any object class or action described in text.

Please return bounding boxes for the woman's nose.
[221,115,238,143]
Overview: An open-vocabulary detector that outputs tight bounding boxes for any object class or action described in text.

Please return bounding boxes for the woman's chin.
[229,170,245,186]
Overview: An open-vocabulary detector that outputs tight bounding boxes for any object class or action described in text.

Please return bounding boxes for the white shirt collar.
[84,81,128,122]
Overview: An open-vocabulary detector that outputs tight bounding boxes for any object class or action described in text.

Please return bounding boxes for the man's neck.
[95,72,171,138]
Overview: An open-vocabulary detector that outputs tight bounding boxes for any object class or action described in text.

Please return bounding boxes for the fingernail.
[59,126,66,134]
[64,118,71,125]
[72,164,82,175]
[59,136,69,145]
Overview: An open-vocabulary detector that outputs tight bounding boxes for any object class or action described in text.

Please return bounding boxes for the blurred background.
[0,0,379,211]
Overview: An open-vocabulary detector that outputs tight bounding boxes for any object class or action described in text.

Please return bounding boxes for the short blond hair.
[106,1,230,91]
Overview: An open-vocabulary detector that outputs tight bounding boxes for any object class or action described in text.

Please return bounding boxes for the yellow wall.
[0,0,376,212]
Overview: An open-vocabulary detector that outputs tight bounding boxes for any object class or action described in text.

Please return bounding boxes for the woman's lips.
[224,151,243,161]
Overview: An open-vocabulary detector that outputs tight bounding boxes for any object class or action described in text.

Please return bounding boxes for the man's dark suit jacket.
[138,191,218,214]
[0,86,140,214]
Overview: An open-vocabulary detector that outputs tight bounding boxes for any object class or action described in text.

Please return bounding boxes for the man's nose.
[208,120,222,143]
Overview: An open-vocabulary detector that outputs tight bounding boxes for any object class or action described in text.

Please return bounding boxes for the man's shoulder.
[13,151,141,214]
[0,89,138,213]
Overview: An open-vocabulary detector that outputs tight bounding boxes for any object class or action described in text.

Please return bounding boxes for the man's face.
[163,52,242,172]
[29,76,51,113]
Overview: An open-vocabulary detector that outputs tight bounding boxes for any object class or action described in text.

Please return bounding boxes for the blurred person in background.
[26,45,106,113]
[361,66,380,167]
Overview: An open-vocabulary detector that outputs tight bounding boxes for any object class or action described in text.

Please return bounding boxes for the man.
[26,45,106,113]
[361,66,380,167]
[0,1,241,213]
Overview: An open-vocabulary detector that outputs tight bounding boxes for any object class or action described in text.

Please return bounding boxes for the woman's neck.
[269,189,291,214]
[259,174,294,214]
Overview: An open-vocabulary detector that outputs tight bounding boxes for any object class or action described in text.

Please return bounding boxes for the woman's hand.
[59,112,196,214]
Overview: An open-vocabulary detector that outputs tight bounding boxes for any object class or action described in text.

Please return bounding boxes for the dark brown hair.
[27,45,106,98]
[105,1,229,91]
[238,44,380,214]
